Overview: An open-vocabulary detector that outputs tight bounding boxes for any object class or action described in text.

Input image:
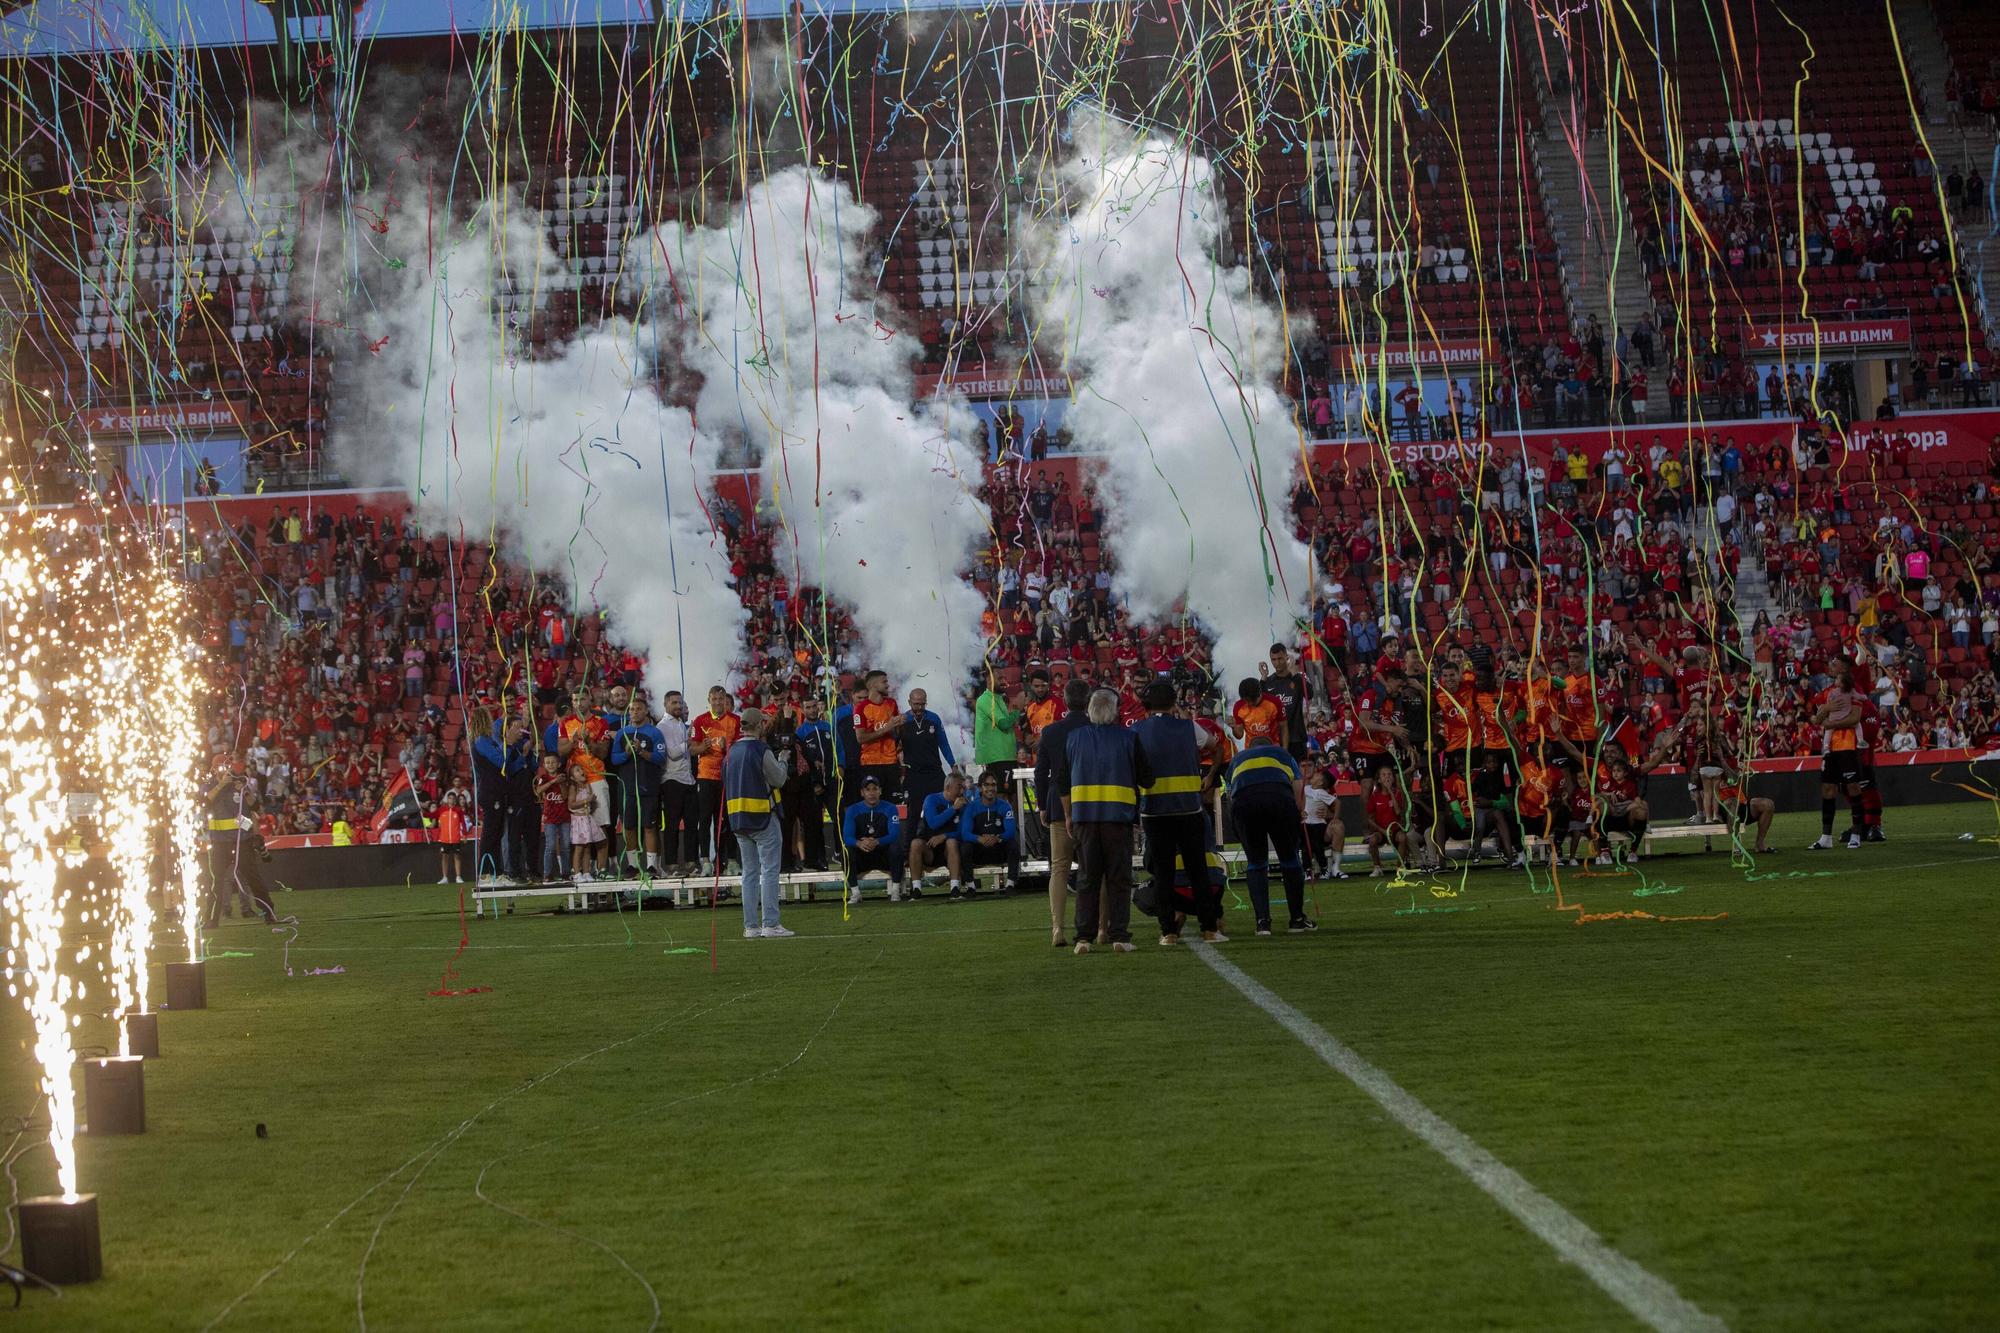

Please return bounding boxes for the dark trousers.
[508,798,541,878]
[781,780,827,868]
[903,768,946,842]
[1234,788,1306,928]
[858,764,903,806]
[697,778,737,867]
[845,843,903,888]
[1073,821,1135,944]
[477,799,509,878]
[661,782,697,864]
[961,837,1022,885]
[1145,812,1218,930]
[202,835,274,927]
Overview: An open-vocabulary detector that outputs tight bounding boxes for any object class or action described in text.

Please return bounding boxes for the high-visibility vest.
[1226,744,1299,801]
[723,738,776,832]
[1065,725,1139,823]
[1133,714,1203,817]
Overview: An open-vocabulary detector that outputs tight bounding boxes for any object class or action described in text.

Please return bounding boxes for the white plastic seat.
[1451,263,1470,282]
[1777,117,1793,133]
[1816,132,1832,149]
[1838,146,1854,163]
[1804,148,1822,164]
[1831,179,1849,197]
[1860,161,1876,178]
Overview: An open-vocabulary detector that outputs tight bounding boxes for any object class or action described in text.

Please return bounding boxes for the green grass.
[4,802,1998,1331]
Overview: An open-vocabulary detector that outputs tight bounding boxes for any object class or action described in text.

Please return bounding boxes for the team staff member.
[1032,679,1092,947]
[955,771,1022,895]
[1228,741,1315,936]
[854,670,905,801]
[610,696,667,878]
[1134,679,1221,945]
[841,775,905,903]
[691,685,742,874]
[202,763,277,926]
[909,771,968,896]
[473,712,537,883]
[832,681,866,817]
[1055,688,1153,955]
[657,691,698,876]
[787,696,836,871]
[724,709,794,939]
[899,688,956,836]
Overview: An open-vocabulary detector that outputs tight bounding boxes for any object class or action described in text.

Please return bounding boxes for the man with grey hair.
[723,709,795,938]
[1054,687,1152,954]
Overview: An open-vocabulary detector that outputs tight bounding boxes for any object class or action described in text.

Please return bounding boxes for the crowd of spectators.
[189,412,2000,844]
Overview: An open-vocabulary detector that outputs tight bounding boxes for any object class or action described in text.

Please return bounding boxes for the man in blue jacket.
[907,770,967,898]
[954,770,1020,896]
[899,687,957,836]
[1055,688,1152,953]
[472,711,537,884]
[610,695,667,879]
[841,775,904,905]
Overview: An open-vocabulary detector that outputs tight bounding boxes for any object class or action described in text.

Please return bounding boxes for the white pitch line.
[1190,942,1727,1333]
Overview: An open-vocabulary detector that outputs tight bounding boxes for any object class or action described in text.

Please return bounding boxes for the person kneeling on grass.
[955,771,1021,898]
[841,776,904,905]
[908,771,968,898]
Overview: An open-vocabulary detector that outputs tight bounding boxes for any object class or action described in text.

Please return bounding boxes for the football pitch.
[5,802,1997,1331]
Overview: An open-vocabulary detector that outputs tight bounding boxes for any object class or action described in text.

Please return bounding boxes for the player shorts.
[1820,752,1864,786]
[1350,751,1394,783]
[589,778,611,827]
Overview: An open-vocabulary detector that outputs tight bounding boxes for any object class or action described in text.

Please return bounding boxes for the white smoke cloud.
[1026,112,1311,683]
[631,168,990,734]
[334,197,747,705]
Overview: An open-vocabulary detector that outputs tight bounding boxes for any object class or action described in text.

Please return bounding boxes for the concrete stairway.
[1896,0,2000,343]
[1527,61,1653,361]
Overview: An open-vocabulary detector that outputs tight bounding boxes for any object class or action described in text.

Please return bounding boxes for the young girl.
[1365,782,1413,877]
[1301,763,1350,880]
[566,762,603,881]
[534,752,570,882]
[435,794,466,884]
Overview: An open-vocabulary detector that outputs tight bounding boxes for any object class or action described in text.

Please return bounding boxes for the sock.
[1847,796,1864,834]
[1863,789,1883,830]
[1821,797,1836,836]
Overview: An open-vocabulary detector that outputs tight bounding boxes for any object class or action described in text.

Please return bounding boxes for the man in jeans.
[724,709,794,939]
[1031,678,1091,946]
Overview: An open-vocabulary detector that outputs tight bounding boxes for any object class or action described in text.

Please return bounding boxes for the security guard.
[1227,742,1314,936]
[1056,688,1152,954]
[1133,679,1222,943]
[723,708,793,938]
